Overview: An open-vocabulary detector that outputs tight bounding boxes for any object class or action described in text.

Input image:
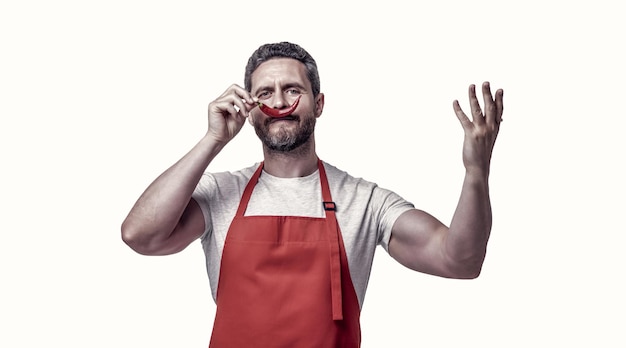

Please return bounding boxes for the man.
[121,41,504,347]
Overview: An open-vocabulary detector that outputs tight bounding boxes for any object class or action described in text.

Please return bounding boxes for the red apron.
[209,160,361,348]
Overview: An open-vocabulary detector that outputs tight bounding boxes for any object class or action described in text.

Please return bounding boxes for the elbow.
[444,243,488,279]
[447,265,482,280]
[446,257,485,279]
[121,221,154,255]
[121,222,141,253]
[457,265,483,280]
[121,220,182,256]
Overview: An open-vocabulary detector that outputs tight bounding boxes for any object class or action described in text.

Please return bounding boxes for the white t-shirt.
[192,161,414,308]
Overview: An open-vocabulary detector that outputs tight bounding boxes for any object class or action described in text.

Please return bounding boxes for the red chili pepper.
[258,95,301,118]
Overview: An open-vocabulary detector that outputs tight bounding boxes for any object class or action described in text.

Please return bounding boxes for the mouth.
[269,115,298,124]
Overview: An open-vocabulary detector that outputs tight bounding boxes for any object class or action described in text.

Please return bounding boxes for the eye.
[286,88,300,95]
[257,91,271,100]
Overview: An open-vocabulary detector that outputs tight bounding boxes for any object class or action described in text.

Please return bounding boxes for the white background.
[2,0,624,347]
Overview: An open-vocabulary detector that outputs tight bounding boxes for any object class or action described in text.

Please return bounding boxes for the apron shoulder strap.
[318,159,344,321]
[234,162,264,218]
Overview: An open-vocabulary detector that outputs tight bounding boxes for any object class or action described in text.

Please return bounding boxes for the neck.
[262,137,318,178]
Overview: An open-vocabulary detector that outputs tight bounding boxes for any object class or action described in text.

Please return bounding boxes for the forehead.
[250,58,309,90]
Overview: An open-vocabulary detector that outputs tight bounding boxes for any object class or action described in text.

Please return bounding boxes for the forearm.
[445,171,492,277]
[121,134,224,246]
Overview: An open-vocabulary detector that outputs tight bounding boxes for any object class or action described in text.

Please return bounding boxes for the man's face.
[249,58,323,152]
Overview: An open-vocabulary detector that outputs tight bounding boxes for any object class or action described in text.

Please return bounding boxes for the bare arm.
[121,85,257,255]
[389,82,504,279]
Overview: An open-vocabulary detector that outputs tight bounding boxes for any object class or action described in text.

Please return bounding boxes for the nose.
[270,93,287,109]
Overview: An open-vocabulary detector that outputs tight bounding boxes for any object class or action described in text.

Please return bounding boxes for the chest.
[245,176,325,217]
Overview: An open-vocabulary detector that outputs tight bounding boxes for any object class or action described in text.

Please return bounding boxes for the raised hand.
[452,82,504,177]
[207,84,258,145]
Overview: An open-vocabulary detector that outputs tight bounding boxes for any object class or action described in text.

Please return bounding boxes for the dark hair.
[244,42,320,97]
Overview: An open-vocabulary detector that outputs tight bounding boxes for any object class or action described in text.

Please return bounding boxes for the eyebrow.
[282,82,306,91]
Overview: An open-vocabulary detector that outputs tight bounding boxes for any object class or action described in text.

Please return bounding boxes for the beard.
[253,113,316,152]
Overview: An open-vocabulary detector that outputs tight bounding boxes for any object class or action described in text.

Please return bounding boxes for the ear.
[314,93,325,118]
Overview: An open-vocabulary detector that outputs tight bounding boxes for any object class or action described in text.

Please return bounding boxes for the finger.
[227,104,247,121]
[242,101,258,116]
[495,88,504,123]
[231,96,251,117]
[235,92,258,118]
[221,84,256,106]
[243,94,260,112]
[212,101,239,120]
[232,84,257,106]
[453,100,472,130]
[217,91,254,118]
[482,81,497,125]
[468,84,484,124]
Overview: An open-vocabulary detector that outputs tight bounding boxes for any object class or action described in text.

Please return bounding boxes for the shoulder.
[321,161,377,190]
[199,163,260,189]
[322,161,401,206]
[211,162,260,181]
[193,163,260,204]
[322,160,414,212]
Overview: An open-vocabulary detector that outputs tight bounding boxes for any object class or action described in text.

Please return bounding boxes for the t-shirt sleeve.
[372,187,415,252]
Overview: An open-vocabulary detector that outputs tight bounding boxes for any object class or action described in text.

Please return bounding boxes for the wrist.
[464,167,490,185]
[196,133,227,161]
